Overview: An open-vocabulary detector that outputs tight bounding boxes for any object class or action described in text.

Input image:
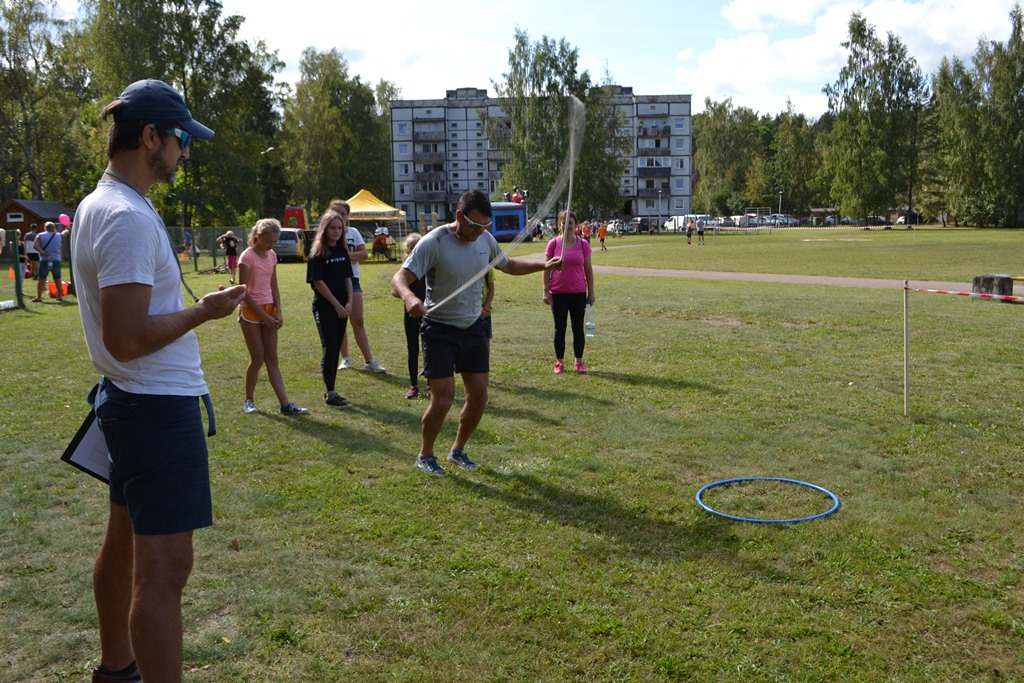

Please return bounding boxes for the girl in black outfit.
[401,232,426,399]
[307,210,354,408]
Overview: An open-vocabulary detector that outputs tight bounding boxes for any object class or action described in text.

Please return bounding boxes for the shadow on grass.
[589,370,723,395]
[450,469,753,566]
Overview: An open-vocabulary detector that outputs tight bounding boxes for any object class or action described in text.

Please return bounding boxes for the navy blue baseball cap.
[115,79,214,140]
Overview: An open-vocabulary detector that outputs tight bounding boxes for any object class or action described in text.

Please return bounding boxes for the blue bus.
[490,201,532,243]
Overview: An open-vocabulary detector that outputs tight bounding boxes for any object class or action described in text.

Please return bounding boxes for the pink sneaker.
[553,360,564,374]
[574,360,587,374]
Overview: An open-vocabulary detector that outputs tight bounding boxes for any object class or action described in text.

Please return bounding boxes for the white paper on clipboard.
[61,410,110,484]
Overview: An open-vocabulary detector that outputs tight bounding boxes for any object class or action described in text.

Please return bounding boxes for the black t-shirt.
[223,236,239,256]
[306,242,353,305]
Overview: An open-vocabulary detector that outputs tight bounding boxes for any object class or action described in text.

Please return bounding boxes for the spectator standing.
[72,78,245,683]
[306,210,354,409]
[33,221,64,302]
[216,230,241,283]
[23,223,38,280]
[598,223,608,251]
[392,189,563,475]
[697,218,705,245]
[543,210,595,375]
[237,218,308,415]
[331,199,386,373]
[399,232,426,399]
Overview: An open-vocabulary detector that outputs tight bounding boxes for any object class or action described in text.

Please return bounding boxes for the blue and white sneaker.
[416,454,447,475]
[447,449,478,471]
[280,402,310,415]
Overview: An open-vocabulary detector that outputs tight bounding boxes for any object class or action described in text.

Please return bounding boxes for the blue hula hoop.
[695,477,840,524]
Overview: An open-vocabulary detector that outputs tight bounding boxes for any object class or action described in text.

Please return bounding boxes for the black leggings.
[404,312,422,387]
[313,299,348,392]
[551,292,587,360]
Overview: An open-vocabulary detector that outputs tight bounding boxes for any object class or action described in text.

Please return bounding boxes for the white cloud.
[687,0,1020,117]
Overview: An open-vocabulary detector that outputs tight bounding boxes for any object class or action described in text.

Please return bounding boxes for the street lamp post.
[658,189,662,234]
[257,146,275,219]
[778,190,783,215]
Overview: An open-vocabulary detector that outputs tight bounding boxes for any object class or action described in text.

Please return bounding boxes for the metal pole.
[903,280,910,418]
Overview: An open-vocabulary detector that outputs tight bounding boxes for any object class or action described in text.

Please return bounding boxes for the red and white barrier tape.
[908,287,1024,303]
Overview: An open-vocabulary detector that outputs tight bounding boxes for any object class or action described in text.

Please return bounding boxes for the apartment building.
[390,86,692,231]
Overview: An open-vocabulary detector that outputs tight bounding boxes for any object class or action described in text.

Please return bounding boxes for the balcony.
[413,131,445,142]
[414,171,446,182]
[636,147,669,156]
[413,191,446,202]
[637,188,669,198]
[413,151,445,163]
[637,124,671,137]
[638,167,670,178]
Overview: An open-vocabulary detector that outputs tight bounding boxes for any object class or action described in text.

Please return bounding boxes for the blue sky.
[58,0,1021,119]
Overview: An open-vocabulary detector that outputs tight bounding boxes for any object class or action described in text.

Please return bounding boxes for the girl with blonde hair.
[238,218,308,414]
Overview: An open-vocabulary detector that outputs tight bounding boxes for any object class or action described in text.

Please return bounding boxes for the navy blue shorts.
[94,379,212,535]
[36,259,60,282]
[351,277,362,294]
[421,317,489,377]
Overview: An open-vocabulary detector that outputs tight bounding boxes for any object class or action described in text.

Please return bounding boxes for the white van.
[663,216,688,232]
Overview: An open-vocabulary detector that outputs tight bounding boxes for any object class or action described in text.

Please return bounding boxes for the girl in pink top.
[543,210,596,374]
[238,218,308,415]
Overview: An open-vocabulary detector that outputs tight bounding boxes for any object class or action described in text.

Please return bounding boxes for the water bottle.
[585,304,596,337]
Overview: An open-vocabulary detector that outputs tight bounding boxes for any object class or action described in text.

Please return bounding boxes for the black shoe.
[324,393,352,409]
[405,386,419,399]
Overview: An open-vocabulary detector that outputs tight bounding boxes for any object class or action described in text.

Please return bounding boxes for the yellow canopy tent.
[346,190,407,237]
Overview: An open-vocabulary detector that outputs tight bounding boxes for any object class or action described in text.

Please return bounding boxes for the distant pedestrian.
[238,218,309,415]
[33,221,64,302]
[216,230,241,283]
[686,220,693,244]
[697,218,705,245]
[598,223,608,251]
[23,223,38,280]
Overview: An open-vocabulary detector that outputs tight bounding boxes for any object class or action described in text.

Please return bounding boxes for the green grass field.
[3,228,1024,681]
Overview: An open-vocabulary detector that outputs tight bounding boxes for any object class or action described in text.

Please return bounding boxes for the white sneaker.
[363,358,386,373]
[338,357,351,370]
[243,399,258,414]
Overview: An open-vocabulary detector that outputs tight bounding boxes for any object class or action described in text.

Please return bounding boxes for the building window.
[644,199,655,209]
[674,118,685,129]
[451,122,459,128]
[675,138,685,149]
[399,184,407,195]
[398,143,409,155]
[398,123,408,135]
[674,178,685,190]
[6,212,24,222]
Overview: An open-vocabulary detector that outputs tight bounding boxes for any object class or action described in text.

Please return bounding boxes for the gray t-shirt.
[403,224,509,329]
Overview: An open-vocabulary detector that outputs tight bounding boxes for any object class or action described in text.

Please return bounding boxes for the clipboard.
[60,410,110,484]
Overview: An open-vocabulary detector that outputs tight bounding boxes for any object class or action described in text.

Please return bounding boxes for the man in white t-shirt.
[72,78,245,683]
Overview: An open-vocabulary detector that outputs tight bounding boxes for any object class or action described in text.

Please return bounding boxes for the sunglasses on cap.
[462,213,492,231]
[161,126,192,150]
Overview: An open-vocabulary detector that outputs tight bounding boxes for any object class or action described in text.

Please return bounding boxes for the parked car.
[272,228,306,261]
[627,217,657,233]
[824,215,852,225]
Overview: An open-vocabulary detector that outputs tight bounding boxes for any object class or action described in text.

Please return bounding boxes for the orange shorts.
[239,302,276,323]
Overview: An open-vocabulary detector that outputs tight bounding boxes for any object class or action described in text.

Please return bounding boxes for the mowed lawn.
[2,227,1023,682]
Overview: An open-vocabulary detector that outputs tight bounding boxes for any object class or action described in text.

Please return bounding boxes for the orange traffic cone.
[7,267,13,279]
[179,251,186,261]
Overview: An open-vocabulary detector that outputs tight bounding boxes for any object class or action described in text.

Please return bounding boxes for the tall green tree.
[692,97,762,215]
[823,12,927,222]
[83,0,282,227]
[932,4,1024,227]
[771,102,820,215]
[281,48,392,215]
[489,29,628,219]
[1,0,91,202]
